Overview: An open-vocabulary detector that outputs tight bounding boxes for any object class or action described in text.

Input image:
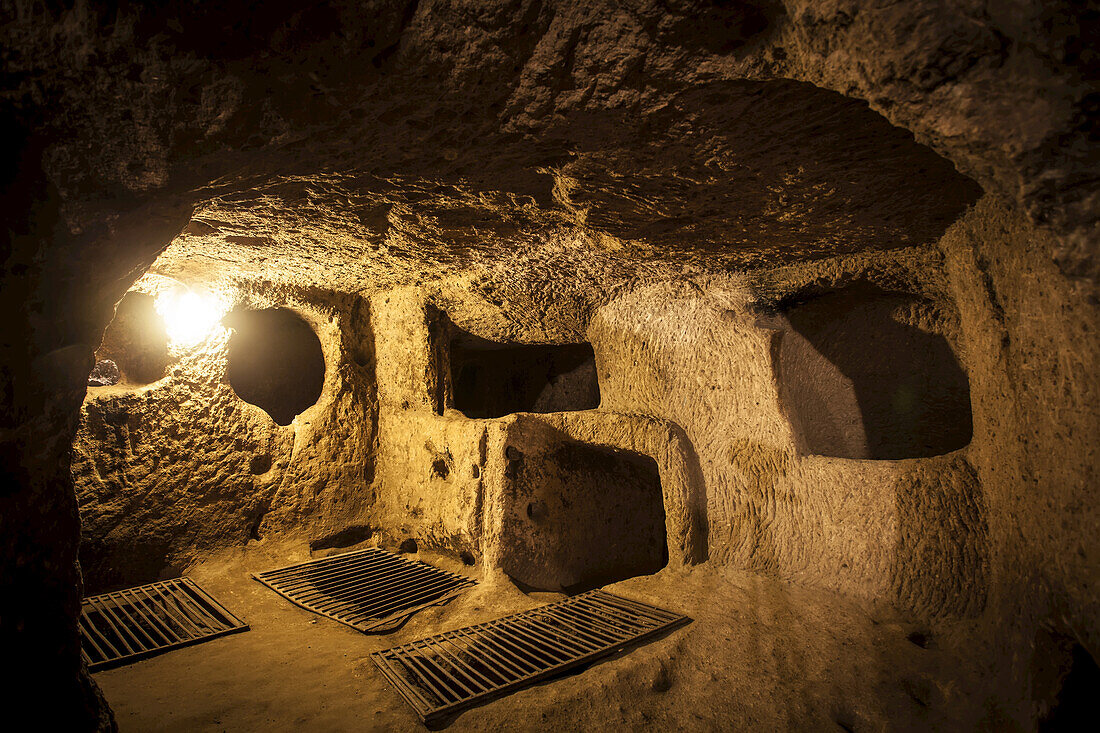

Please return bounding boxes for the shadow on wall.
[1035,635,1100,730]
[776,282,972,459]
[224,307,325,425]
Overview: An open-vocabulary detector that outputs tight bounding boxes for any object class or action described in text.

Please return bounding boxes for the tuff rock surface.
[1,1,1097,729]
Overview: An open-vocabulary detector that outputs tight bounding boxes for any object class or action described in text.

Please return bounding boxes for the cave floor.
[94,542,1005,731]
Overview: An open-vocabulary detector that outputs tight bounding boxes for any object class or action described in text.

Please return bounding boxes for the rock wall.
[940,197,1100,658]
[0,0,1095,727]
[588,262,989,618]
[72,284,377,594]
[57,196,1099,725]
[364,288,709,574]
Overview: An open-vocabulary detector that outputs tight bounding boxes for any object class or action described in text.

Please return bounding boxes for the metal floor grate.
[80,578,249,671]
[253,547,476,634]
[371,589,690,724]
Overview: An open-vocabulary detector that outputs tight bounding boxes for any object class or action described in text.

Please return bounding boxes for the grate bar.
[497,620,571,665]
[131,586,185,644]
[577,596,656,631]
[120,588,175,646]
[341,573,469,621]
[422,641,483,696]
[79,615,116,659]
[372,590,690,724]
[485,621,561,667]
[268,552,396,590]
[452,626,530,677]
[80,578,249,671]
[569,601,643,635]
[594,592,680,623]
[253,548,476,634]
[544,604,628,642]
[473,628,539,675]
[109,592,161,649]
[300,561,448,608]
[523,616,598,655]
[539,606,623,646]
[156,586,207,637]
[300,574,460,617]
[300,571,457,614]
[401,648,460,703]
[86,596,139,655]
[538,605,617,642]
[375,652,435,711]
[438,637,500,690]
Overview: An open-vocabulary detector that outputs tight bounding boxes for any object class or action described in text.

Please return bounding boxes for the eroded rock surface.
[0,1,1096,729]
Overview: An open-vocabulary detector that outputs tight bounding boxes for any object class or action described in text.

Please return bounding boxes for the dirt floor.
[94,540,1006,731]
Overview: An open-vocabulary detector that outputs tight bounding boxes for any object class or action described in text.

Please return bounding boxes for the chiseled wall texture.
[71,286,378,594]
[941,197,1100,655]
[1,1,1096,727]
[589,270,989,619]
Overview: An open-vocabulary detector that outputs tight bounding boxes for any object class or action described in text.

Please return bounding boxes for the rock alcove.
[224,307,326,426]
[1,2,1097,731]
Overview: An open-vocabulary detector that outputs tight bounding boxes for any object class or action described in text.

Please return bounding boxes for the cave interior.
[1,1,1098,730]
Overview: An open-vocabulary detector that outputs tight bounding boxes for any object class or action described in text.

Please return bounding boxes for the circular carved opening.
[94,291,170,385]
[224,307,325,425]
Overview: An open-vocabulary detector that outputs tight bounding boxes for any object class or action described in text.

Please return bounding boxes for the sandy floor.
[94,540,1004,731]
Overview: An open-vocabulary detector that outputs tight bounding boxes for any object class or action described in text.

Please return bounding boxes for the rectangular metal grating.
[80,577,249,671]
[371,589,690,724]
[253,547,476,634]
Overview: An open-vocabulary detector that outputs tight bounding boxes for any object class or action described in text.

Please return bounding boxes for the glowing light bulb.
[155,288,224,347]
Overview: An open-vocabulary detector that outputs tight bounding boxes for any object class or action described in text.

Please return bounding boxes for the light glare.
[155,288,224,347]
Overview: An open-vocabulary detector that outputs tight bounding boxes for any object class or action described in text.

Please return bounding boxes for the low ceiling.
[149,77,981,296]
[1,0,1093,334]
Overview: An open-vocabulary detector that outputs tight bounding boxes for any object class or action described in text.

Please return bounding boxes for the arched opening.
[89,291,169,387]
[224,308,325,425]
[777,282,973,459]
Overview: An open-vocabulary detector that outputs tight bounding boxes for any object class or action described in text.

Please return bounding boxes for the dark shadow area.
[94,291,169,385]
[79,535,180,596]
[502,443,667,593]
[309,525,374,552]
[545,79,984,266]
[777,282,972,459]
[1039,642,1100,731]
[224,307,324,425]
[449,331,600,419]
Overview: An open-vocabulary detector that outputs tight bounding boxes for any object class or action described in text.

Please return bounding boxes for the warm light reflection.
[154,288,225,347]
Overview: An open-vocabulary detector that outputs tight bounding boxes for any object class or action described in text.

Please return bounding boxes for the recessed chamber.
[501,443,668,593]
[777,282,972,459]
[449,336,600,419]
[224,307,325,425]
